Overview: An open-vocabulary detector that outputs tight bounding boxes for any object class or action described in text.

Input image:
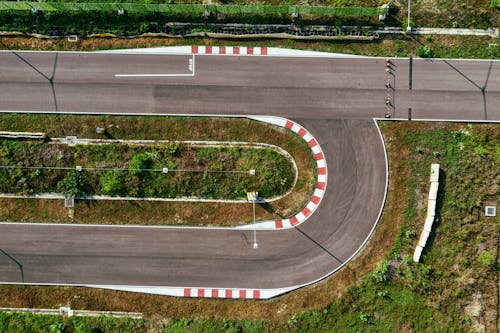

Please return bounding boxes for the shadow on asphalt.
[0,40,59,111]
[295,226,344,266]
[0,249,24,283]
[442,59,493,120]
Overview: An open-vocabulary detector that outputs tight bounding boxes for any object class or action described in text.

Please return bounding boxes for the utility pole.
[247,191,258,249]
[406,0,412,33]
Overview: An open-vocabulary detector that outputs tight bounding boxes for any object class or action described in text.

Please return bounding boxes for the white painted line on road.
[114,74,193,77]
[114,54,195,78]
[376,117,500,123]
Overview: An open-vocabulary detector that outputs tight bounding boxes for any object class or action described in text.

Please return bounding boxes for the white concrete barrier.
[414,163,439,262]
[429,182,439,200]
[413,246,423,262]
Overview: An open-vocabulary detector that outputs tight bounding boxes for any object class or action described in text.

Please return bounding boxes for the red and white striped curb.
[83,284,295,300]
[191,45,267,56]
[183,287,261,299]
[242,116,327,230]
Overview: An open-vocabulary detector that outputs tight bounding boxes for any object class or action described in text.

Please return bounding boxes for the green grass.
[0,312,146,333]
[0,140,294,199]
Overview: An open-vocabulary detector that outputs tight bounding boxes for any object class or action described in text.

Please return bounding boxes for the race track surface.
[0,51,497,296]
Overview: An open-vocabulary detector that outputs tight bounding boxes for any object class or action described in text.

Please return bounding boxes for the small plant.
[371,260,389,283]
[100,170,124,196]
[418,45,434,58]
[478,251,494,267]
[359,312,371,323]
[474,145,488,158]
[405,230,417,239]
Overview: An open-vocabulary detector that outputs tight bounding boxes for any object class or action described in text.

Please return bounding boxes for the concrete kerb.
[238,116,327,230]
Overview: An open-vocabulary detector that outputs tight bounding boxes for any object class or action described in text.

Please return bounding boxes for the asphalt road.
[0,51,497,292]
[0,52,499,120]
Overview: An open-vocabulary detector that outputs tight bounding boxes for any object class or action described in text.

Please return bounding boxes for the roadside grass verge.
[0,2,381,35]
[0,122,496,332]
[1,33,498,59]
[0,114,316,226]
[0,311,146,333]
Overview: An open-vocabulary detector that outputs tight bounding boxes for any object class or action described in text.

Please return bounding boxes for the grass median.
[0,114,316,226]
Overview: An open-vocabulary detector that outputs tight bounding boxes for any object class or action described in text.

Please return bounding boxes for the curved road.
[0,51,498,296]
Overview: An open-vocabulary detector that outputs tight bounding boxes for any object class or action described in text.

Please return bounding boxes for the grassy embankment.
[0,122,497,332]
[0,114,316,226]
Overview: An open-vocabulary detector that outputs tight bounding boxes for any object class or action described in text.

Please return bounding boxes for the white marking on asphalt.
[114,54,196,78]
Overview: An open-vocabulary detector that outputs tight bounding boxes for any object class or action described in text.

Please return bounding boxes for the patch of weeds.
[478,250,494,268]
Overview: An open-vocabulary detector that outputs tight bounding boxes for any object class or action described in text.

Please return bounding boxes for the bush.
[370,260,390,283]
[418,45,434,58]
[128,153,152,176]
[100,170,124,196]
[57,170,88,197]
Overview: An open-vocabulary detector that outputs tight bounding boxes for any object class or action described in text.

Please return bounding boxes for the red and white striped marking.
[191,45,268,56]
[183,287,261,299]
[272,120,327,228]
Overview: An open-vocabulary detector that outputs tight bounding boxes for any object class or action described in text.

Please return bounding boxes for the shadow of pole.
[50,53,59,111]
[257,200,284,219]
[295,226,344,266]
[0,249,24,283]
[442,59,493,120]
[0,40,59,112]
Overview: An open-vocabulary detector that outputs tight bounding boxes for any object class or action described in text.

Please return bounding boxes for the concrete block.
[427,199,436,217]
[418,230,430,247]
[429,182,439,200]
[430,164,440,182]
[413,246,423,262]
[424,216,434,232]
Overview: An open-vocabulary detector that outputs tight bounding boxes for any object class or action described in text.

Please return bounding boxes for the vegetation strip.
[0,114,316,226]
[0,138,295,200]
[0,2,382,36]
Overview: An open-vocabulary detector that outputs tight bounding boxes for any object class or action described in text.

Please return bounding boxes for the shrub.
[57,170,88,197]
[100,170,124,196]
[478,251,494,267]
[418,45,434,58]
[128,153,152,176]
[370,260,390,283]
